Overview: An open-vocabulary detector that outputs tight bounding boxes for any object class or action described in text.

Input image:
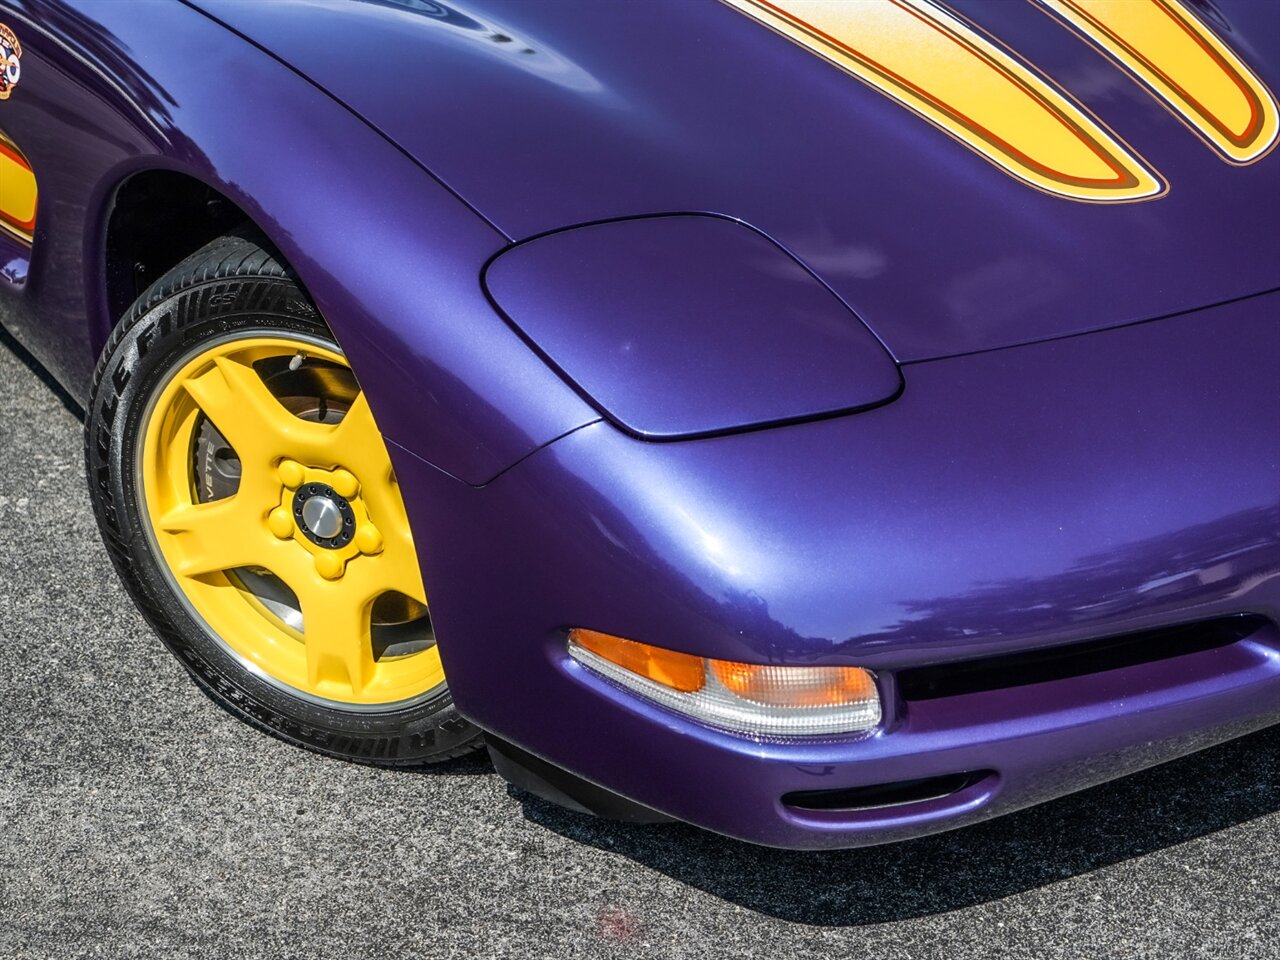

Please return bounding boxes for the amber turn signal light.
[567,629,881,738]
[569,628,705,693]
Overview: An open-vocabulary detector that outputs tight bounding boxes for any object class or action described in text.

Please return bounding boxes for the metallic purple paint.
[482,214,901,438]
[1,0,1278,848]
[194,0,1280,360]
[0,0,597,484]
[396,290,1280,847]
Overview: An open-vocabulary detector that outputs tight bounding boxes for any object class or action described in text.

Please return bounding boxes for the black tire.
[85,230,481,765]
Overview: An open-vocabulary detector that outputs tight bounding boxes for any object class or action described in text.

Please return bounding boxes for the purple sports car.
[1,0,1278,850]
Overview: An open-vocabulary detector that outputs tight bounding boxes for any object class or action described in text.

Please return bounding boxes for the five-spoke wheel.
[86,231,479,762]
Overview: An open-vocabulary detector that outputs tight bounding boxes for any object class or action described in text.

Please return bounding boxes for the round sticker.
[0,24,21,101]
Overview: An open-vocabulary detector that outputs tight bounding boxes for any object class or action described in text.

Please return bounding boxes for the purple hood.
[193,0,1280,362]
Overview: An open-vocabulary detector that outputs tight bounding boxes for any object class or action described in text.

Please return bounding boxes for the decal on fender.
[1034,0,1279,164]
[0,24,20,101]
[721,0,1164,202]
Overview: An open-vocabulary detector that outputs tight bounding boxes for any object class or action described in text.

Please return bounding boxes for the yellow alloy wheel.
[138,334,445,708]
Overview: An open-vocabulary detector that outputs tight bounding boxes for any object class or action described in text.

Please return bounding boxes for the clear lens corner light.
[567,629,881,738]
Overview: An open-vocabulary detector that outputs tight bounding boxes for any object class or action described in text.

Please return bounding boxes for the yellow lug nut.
[355,524,384,556]
[330,468,359,499]
[268,507,295,540]
[278,459,305,489]
[315,553,345,581]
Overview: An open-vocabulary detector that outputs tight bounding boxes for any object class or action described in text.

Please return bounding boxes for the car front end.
[4,0,1280,850]
[398,286,1280,848]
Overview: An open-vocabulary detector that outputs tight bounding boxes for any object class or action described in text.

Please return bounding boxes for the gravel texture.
[2,326,1279,959]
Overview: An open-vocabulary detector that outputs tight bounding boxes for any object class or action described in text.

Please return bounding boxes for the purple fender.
[0,0,596,485]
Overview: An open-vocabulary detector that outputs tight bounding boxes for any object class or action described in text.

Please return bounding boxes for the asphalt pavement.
[2,325,1279,959]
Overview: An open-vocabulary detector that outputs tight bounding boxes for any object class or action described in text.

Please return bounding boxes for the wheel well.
[103,171,250,330]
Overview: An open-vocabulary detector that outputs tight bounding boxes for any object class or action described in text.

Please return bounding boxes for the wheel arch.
[93,167,291,357]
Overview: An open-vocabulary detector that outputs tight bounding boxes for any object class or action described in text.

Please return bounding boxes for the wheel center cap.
[292,483,356,549]
[302,495,344,539]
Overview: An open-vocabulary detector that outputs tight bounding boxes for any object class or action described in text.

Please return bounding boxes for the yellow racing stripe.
[0,131,36,244]
[721,0,1163,202]
[1036,0,1278,164]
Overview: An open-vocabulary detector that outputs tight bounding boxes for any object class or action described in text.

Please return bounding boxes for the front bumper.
[391,289,1280,849]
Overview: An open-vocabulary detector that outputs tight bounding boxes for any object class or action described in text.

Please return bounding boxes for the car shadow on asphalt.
[0,324,83,418]
[425,750,498,776]
[511,723,1280,925]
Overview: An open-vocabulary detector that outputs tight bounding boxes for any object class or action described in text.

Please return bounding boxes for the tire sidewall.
[86,270,476,764]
